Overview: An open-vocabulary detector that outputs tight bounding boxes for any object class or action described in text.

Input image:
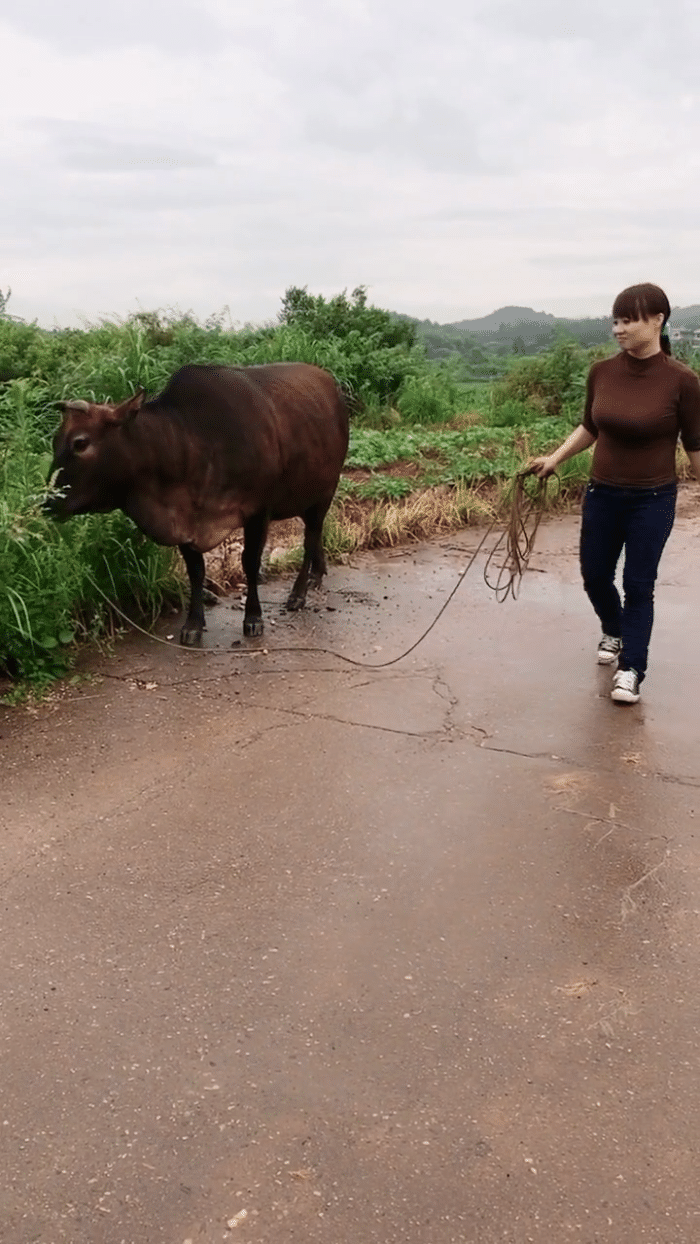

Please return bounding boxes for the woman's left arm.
[685,449,700,481]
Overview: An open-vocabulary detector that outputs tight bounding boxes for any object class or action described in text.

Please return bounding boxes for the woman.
[530,283,700,704]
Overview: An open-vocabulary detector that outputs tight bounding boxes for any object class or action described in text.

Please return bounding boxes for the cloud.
[307,96,487,174]
[24,119,216,173]
[0,0,223,54]
[2,0,700,327]
[63,143,214,173]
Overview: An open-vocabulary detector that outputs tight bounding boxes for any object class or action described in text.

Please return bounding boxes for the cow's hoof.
[180,626,203,646]
[285,593,306,612]
[243,617,264,637]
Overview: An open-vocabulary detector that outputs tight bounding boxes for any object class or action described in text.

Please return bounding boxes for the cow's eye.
[72,434,91,454]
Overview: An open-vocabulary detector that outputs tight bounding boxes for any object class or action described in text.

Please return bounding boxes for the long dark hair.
[612,283,672,355]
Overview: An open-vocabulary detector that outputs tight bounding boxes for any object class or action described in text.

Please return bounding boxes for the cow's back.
[153,362,345,442]
[146,362,349,523]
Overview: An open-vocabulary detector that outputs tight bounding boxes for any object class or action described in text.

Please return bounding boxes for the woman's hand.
[528,455,558,479]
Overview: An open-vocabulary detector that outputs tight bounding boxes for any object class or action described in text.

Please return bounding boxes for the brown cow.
[48,362,349,644]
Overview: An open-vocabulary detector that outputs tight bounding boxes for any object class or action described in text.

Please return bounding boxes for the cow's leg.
[178,543,206,646]
[242,512,268,636]
[287,501,329,611]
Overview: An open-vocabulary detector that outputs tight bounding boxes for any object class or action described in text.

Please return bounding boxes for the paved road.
[1,510,700,1243]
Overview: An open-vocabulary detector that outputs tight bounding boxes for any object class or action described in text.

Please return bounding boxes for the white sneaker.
[597,634,622,664]
[611,669,640,703]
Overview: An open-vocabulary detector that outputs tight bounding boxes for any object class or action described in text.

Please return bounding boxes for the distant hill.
[406,305,613,364]
[404,303,700,369]
[438,304,700,335]
[444,306,557,334]
[669,305,700,328]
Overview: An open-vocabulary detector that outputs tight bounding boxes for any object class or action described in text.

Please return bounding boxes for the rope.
[483,469,559,602]
[84,470,556,671]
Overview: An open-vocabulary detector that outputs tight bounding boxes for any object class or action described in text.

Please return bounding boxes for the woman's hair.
[612,283,672,355]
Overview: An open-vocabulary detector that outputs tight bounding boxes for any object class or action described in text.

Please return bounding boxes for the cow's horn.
[60,399,91,413]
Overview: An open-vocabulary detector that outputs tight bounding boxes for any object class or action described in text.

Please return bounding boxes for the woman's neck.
[625,342,662,359]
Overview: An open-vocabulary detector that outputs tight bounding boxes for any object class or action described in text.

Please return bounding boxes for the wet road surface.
[1,510,700,1243]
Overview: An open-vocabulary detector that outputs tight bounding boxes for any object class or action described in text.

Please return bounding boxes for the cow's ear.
[109,389,145,424]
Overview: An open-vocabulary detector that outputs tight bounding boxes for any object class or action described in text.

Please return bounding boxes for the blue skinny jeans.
[579,481,677,682]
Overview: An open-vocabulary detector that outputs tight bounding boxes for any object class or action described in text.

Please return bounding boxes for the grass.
[0,417,182,687]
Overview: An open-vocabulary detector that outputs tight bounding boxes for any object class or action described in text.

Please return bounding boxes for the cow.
[47,362,349,645]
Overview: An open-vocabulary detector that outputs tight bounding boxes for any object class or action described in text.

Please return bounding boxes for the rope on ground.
[83,470,557,671]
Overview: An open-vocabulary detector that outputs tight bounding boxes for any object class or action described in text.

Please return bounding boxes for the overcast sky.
[3,0,700,328]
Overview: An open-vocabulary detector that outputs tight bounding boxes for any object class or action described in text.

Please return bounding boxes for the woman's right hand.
[528,455,557,479]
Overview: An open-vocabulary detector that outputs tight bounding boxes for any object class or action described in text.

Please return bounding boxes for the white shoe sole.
[597,651,619,665]
[611,687,640,704]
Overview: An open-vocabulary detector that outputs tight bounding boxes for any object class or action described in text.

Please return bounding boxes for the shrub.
[490,337,612,425]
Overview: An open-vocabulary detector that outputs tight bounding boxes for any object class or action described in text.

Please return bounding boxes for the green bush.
[490,337,612,425]
[484,398,534,428]
[396,369,461,424]
[279,285,417,350]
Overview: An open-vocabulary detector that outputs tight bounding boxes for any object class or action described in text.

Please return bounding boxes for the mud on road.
[2,504,700,1243]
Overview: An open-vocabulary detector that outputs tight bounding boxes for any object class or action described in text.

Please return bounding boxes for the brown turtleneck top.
[582,350,700,487]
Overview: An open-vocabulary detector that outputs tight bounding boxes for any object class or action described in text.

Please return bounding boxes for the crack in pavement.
[232,702,451,740]
[480,744,567,761]
[480,743,700,789]
[222,669,485,744]
[98,668,700,784]
[431,673,460,739]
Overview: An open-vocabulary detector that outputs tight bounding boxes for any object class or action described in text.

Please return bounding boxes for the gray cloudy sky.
[3,0,700,327]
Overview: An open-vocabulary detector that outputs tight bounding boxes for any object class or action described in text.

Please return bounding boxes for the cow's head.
[47,390,145,517]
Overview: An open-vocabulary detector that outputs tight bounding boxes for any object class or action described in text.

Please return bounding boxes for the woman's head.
[612,283,672,356]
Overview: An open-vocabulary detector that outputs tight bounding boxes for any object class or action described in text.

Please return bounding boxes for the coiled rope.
[483,469,558,602]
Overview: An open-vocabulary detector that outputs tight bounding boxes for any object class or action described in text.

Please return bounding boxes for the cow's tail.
[335,377,362,420]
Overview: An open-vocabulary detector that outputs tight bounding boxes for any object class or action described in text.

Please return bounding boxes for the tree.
[278,286,417,349]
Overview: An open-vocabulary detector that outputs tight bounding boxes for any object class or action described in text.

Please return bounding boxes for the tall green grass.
[0,435,181,683]
[0,380,181,684]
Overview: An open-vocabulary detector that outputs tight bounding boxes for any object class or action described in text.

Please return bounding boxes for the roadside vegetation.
[3,284,694,690]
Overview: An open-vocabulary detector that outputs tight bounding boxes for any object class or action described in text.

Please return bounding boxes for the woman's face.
[612,311,665,357]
